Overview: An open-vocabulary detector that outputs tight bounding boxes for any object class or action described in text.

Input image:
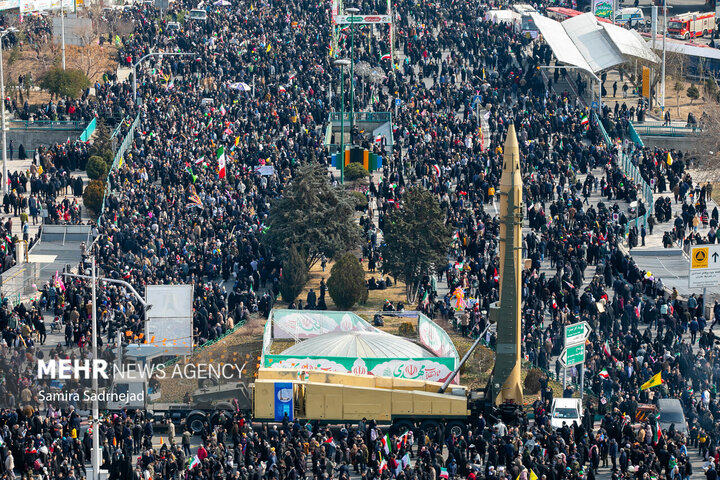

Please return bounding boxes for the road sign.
[564,322,591,346]
[689,244,720,287]
[395,99,402,106]
[336,14,392,24]
[559,343,586,368]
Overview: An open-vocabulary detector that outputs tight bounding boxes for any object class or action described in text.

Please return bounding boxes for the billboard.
[145,285,194,355]
[264,355,456,383]
[0,0,19,11]
[593,0,613,19]
[21,0,72,13]
[274,382,294,421]
[272,310,377,339]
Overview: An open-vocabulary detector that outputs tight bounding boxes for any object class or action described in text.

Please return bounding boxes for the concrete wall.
[639,135,698,152]
[7,128,83,155]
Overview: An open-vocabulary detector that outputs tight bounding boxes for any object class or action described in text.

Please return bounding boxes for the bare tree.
[73,23,96,47]
[693,107,720,177]
[67,41,116,82]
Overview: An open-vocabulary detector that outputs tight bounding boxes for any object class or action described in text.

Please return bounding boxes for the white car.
[551,398,583,430]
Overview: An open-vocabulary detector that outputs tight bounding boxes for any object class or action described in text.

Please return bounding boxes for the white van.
[615,7,644,27]
[189,8,207,20]
[551,398,583,430]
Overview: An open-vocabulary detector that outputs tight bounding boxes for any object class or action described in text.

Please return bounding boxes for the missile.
[490,123,524,406]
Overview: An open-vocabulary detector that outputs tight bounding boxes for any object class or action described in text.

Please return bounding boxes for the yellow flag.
[666,152,673,165]
[266,44,272,53]
[641,371,663,390]
[530,471,538,480]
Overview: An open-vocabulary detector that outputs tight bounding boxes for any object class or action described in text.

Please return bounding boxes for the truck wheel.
[185,411,207,434]
[684,33,690,39]
[419,420,441,443]
[209,411,224,426]
[445,420,467,439]
[390,420,414,437]
[215,402,234,411]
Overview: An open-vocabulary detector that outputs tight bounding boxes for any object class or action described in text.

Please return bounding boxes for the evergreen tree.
[327,253,367,310]
[279,245,309,303]
[264,163,361,268]
[381,187,451,302]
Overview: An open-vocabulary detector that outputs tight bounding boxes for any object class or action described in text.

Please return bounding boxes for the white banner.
[145,285,194,355]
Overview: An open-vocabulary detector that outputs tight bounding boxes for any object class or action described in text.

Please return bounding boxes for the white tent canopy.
[531,12,659,75]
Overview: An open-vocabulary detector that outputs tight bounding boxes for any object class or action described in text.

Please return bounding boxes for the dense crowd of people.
[0,0,714,478]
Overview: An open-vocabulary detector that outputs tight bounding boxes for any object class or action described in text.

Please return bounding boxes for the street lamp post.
[0,28,17,195]
[61,3,66,70]
[346,7,359,132]
[132,52,197,104]
[661,0,667,113]
[64,263,151,480]
[335,59,350,185]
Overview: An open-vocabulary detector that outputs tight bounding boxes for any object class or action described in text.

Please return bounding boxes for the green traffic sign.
[564,321,590,345]
[563,343,585,367]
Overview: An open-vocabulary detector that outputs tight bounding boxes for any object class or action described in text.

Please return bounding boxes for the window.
[553,407,579,419]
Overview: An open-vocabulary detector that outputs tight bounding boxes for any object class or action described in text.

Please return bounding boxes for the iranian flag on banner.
[217,147,227,179]
[381,433,390,455]
[653,415,662,444]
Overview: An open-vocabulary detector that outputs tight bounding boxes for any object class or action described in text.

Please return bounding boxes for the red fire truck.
[667,11,715,39]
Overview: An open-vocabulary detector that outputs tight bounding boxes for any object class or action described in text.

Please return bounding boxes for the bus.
[512,4,539,37]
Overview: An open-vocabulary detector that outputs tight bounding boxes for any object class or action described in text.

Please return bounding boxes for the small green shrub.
[523,368,545,395]
[345,162,370,181]
[83,179,106,215]
[398,322,415,337]
[86,155,109,180]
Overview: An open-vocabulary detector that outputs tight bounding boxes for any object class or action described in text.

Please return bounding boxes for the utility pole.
[661,0,667,113]
[61,3,66,70]
[91,257,99,479]
[334,59,350,184]
[346,7,359,131]
[0,29,16,195]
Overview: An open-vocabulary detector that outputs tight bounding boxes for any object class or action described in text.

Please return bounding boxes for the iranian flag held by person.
[217,146,227,179]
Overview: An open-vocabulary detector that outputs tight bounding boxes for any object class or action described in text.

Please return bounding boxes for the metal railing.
[628,121,645,148]
[97,112,140,225]
[328,111,391,123]
[79,118,96,143]
[110,118,127,139]
[593,111,613,147]
[8,119,87,130]
[632,121,699,137]
[595,112,653,229]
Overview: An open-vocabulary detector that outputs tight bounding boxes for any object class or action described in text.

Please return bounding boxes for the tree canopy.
[40,67,90,99]
[327,253,367,310]
[279,245,309,303]
[381,187,451,302]
[264,163,361,268]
